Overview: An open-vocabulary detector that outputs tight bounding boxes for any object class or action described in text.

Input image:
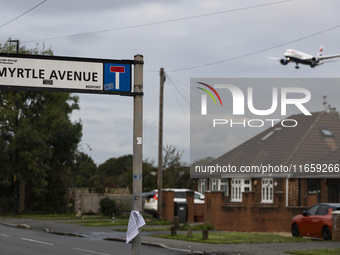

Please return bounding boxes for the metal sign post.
[131,54,143,255]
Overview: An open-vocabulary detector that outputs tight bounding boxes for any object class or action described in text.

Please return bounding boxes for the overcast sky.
[1,0,340,165]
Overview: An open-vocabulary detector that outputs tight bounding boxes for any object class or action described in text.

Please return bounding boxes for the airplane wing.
[319,54,340,60]
[268,57,281,60]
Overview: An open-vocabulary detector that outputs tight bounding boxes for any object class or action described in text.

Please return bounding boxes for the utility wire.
[165,73,244,159]
[165,73,209,158]
[0,0,47,29]
[168,23,340,72]
[23,0,294,43]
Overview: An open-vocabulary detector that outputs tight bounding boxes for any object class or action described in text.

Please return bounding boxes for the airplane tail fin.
[317,46,323,58]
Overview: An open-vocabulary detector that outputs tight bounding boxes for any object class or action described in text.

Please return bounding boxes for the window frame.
[198,179,207,194]
[231,178,251,202]
[261,178,274,203]
[209,179,219,191]
[220,178,229,197]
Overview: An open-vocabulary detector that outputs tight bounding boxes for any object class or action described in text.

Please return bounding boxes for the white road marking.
[21,237,54,246]
[0,233,11,237]
[72,247,111,255]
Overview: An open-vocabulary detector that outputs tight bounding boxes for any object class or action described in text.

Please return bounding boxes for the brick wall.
[186,191,194,223]
[161,190,205,223]
[194,204,204,222]
[161,190,174,222]
[157,187,318,231]
[289,179,299,206]
[196,178,336,232]
[307,193,318,206]
[204,190,307,232]
[204,191,224,227]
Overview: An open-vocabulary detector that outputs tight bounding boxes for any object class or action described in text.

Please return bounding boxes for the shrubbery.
[99,197,117,216]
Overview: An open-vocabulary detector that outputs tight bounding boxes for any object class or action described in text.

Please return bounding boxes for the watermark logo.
[198,82,311,116]
[190,78,339,179]
[196,82,222,115]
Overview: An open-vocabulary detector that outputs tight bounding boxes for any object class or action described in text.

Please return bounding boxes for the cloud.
[2,0,340,165]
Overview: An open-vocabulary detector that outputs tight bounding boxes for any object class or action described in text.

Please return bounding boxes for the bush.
[99,197,117,216]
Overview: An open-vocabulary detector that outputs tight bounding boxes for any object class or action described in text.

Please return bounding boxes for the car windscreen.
[316,205,329,215]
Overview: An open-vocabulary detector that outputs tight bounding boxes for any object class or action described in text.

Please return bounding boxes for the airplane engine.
[280,59,288,65]
[310,57,320,67]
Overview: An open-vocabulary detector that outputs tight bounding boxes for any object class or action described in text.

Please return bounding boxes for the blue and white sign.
[104,63,131,92]
[0,53,133,95]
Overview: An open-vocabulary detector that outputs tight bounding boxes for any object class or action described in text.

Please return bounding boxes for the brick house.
[195,111,340,232]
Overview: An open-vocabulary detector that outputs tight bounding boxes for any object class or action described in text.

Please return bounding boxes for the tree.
[95,155,133,192]
[72,152,97,188]
[95,155,157,193]
[191,156,215,168]
[141,159,157,192]
[125,158,157,192]
[162,144,192,189]
[0,40,82,213]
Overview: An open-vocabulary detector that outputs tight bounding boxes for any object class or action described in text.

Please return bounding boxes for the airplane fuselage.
[271,46,340,69]
[283,49,318,67]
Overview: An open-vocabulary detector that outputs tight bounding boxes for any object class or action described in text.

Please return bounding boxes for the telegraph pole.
[157,68,165,219]
[131,54,143,255]
[10,39,19,215]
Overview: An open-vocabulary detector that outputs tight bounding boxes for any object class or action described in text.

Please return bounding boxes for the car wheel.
[291,223,300,237]
[322,226,331,240]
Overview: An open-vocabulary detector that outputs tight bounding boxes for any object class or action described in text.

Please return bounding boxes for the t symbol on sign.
[110,66,125,89]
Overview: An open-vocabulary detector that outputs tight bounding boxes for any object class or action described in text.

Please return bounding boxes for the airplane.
[269,46,340,69]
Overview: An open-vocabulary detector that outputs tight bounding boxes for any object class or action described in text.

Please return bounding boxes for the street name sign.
[0,53,134,95]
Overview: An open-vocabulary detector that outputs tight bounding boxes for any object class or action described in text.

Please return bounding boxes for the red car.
[291,203,340,240]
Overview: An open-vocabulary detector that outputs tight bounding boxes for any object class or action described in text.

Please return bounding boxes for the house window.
[262,178,273,203]
[220,178,229,197]
[244,179,251,191]
[210,179,219,191]
[260,127,282,141]
[307,179,321,193]
[198,179,207,194]
[231,178,251,202]
[208,179,229,196]
[231,179,241,202]
[319,127,333,137]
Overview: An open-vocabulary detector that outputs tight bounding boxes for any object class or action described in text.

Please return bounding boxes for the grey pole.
[157,68,165,219]
[131,54,143,255]
[9,39,19,215]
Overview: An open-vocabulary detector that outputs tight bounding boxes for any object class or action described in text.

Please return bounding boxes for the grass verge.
[7,213,96,221]
[154,232,311,244]
[72,218,171,227]
[114,226,171,232]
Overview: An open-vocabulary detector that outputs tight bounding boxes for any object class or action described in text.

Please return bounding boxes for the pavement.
[1,216,340,255]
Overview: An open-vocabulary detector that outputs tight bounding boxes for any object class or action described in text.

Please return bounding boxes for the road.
[0,224,187,255]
